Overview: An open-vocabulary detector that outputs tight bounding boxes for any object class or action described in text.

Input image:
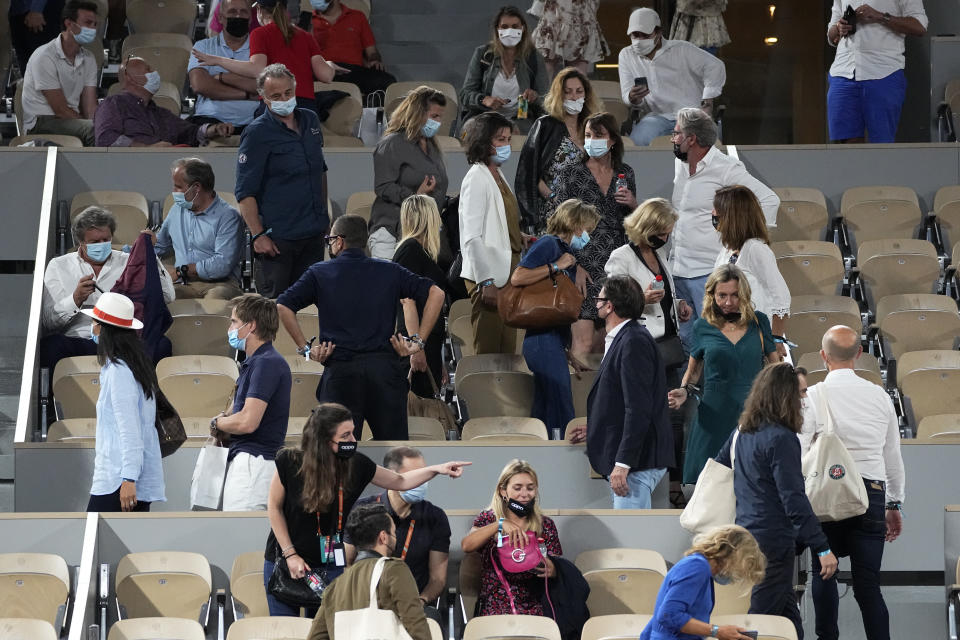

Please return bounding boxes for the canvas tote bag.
[679,430,739,535]
[334,557,414,640]
[189,437,229,511]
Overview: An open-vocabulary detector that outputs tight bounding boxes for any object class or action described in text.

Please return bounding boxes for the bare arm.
[220,72,258,93]
[415,285,445,340]
[311,54,336,83]
[80,86,97,119]
[267,472,296,555]
[681,357,703,386]
[400,298,420,336]
[421,551,448,602]
[214,397,268,434]
[192,50,267,78]
[40,89,79,119]
[371,461,471,490]
[510,264,552,287]
[461,522,499,553]
[278,303,308,351]
[238,195,265,235]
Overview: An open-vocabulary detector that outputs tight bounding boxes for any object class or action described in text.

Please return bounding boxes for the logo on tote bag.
[829,464,846,480]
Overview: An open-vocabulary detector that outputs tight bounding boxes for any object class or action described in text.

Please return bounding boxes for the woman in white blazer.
[458,112,527,354]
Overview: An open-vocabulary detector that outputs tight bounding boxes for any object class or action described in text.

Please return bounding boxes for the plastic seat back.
[857,239,940,307]
[574,548,668,575]
[0,554,70,629]
[795,352,882,387]
[772,241,844,296]
[455,354,530,379]
[273,307,319,356]
[935,185,960,246]
[463,614,561,640]
[52,355,101,419]
[841,185,922,246]
[126,0,196,36]
[225,615,313,640]
[787,295,862,359]
[897,350,960,425]
[461,416,547,441]
[584,570,664,616]
[156,356,238,418]
[115,551,211,620]
[0,618,58,640]
[712,580,752,615]
[457,372,534,418]
[916,414,960,442]
[449,315,476,356]
[316,81,362,137]
[107,617,205,640]
[459,551,482,622]
[408,416,447,441]
[709,614,798,640]
[770,187,829,243]
[121,33,193,88]
[230,552,269,619]
[285,356,323,417]
[166,314,234,357]
[581,614,653,640]
[47,418,97,441]
[71,191,149,247]
[345,191,377,223]
[877,295,960,360]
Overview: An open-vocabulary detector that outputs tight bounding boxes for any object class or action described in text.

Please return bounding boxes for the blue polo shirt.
[235,108,329,241]
[228,342,292,461]
[188,33,259,126]
[276,248,434,362]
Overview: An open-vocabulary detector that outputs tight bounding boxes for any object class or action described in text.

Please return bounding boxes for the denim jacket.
[459,44,549,118]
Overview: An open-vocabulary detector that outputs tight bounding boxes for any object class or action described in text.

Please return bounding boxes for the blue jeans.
[673,274,708,355]
[262,560,320,618]
[827,70,905,143]
[811,480,889,640]
[630,114,676,146]
[523,330,574,438]
[611,467,666,509]
[751,544,804,640]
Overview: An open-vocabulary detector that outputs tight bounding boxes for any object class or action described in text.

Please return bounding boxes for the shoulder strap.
[813,385,837,436]
[730,428,739,470]
[368,557,388,610]
[489,545,518,614]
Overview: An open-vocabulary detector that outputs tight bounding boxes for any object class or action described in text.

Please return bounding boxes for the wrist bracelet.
[250,228,272,242]
[885,501,903,513]
[710,624,719,638]
[817,548,832,557]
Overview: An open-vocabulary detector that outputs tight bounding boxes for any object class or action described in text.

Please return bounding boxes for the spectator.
[21,0,98,146]
[554,112,637,357]
[188,0,260,131]
[827,0,927,143]
[797,365,809,399]
[461,459,563,616]
[84,292,165,513]
[619,8,726,147]
[511,198,599,439]
[146,157,244,300]
[569,276,674,508]
[276,214,445,440]
[800,325,905,640]
[207,0,259,36]
[393,195,449,399]
[9,0,65,75]
[95,56,234,147]
[310,0,395,97]
[459,111,528,355]
[265,403,468,616]
[669,0,731,55]
[715,363,838,639]
[40,206,175,370]
[460,6,549,135]
[370,86,448,260]
[352,446,453,624]
[640,525,765,640]
[209,295,291,511]
[713,185,790,357]
[515,67,602,234]
[669,108,779,353]
[668,264,779,485]
[235,64,329,298]
[531,0,608,77]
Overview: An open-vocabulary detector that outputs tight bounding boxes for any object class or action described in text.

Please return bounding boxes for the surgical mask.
[172,185,197,210]
[712,302,741,323]
[90,322,99,345]
[673,142,688,162]
[563,98,584,115]
[506,497,535,518]
[631,35,657,56]
[400,483,428,504]
[570,230,590,251]
[269,96,297,117]
[583,138,609,158]
[498,28,523,47]
[141,70,161,94]
[714,574,733,586]
[336,440,357,460]
[311,0,331,10]
[647,235,667,250]
[421,118,441,138]
[74,25,97,45]
[227,322,248,351]
[85,240,112,263]
[224,17,250,38]
[712,216,720,230]
[491,144,511,165]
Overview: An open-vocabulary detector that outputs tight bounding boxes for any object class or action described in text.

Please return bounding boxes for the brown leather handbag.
[497,269,584,329]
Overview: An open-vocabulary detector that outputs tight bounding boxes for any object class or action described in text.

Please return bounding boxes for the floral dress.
[669,0,731,50]
[473,509,563,616]
[535,136,584,234]
[530,0,609,64]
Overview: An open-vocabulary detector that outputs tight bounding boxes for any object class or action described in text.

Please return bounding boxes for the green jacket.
[459,44,549,118]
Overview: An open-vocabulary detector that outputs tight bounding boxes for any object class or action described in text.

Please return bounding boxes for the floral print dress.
[535,136,584,234]
[530,0,609,64]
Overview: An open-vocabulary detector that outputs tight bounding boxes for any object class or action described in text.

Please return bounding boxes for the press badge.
[332,542,346,567]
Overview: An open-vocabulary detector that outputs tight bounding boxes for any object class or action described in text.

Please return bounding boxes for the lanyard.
[401,520,415,560]
[316,485,344,563]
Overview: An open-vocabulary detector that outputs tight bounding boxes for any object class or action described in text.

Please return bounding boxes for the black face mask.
[673,142,688,162]
[506,497,535,518]
[224,16,250,38]
[711,216,720,230]
[647,234,667,250]
[335,441,356,460]
[712,301,741,323]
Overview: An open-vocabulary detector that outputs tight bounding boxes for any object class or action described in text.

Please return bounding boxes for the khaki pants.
[31,115,95,146]
[175,280,244,300]
[465,279,519,355]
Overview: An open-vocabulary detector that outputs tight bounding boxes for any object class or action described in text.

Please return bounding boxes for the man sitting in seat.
[94,56,234,147]
[188,0,259,132]
[40,206,176,370]
[144,157,244,300]
[310,0,395,97]
[21,0,100,146]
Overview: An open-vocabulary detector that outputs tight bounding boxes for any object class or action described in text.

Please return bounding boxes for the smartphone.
[634,76,648,90]
[742,632,759,640]
[842,5,857,34]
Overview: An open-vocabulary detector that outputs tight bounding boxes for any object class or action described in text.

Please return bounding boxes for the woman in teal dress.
[667,264,780,484]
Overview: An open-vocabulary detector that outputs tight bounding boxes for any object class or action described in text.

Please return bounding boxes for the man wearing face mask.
[617,7,726,147]
[210,294,292,511]
[94,56,234,146]
[310,0,395,97]
[21,1,99,146]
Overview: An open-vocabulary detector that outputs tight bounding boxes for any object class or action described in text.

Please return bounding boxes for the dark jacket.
[541,556,590,640]
[459,44,548,118]
[715,423,830,553]
[514,114,566,230]
[586,320,675,476]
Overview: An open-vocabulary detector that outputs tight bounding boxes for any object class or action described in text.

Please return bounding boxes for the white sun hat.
[80,291,144,330]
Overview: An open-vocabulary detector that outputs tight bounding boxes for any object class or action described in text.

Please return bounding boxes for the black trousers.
[39,334,97,370]
[751,543,804,639]
[317,353,409,440]
[10,1,64,72]
[334,63,396,98]
[87,486,151,512]
[254,235,325,299]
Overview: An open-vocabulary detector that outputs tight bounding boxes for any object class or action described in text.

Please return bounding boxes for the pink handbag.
[495,531,543,573]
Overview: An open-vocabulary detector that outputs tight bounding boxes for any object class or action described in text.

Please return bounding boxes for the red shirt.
[310,6,375,67]
[249,23,321,99]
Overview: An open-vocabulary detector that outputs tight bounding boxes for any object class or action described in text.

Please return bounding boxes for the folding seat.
[915,414,960,442]
[71,191,149,248]
[323,134,365,148]
[0,553,70,632]
[795,351,882,387]
[463,614,562,640]
[273,305,319,356]
[449,315,475,357]
[107,80,180,115]
[121,33,193,90]
[786,295,862,360]
[167,298,232,317]
[854,239,940,312]
[156,355,239,418]
[426,618,443,640]
[456,372,534,418]
[180,418,212,439]
[126,0,197,36]
[435,135,464,152]
[108,617,205,640]
[407,416,447,440]
[897,350,960,427]
[286,355,323,417]
[47,418,97,441]
[874,293,960,361]
[345,191,377,224]
[449,298,472,327]
[285,417,307,445]
[510,135,527,151]
[162,191,240,221]
[592,80,631,132]
[385,81,459,137]
[166,313,234,358]
[0,619,58,640]
[575,548,667,616]
[52,355,101,419]
[769,187,829,243]
[225,616,312,640]
[316,81,362,138]
[949,241,960,299]
[839,185,922,249]
[570,369,598,419]
[709,614,798,640]
[115,551,211,620]
[649,134,673,148]
[772,241,844,296]
[229,552,269,619]
[458,552,481,623]
[10,134,83,147]
[461,416,547,441]
[712,580,752,615]
[581,614,654,640]
[455,353,529,379]
[575,548,668,575]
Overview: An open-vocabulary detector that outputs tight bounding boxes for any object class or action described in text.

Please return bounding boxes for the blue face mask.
[90,322,99,344]
[400,483,428,504]
[85,240,112,263]
[142,70,161,95]
[310,0,331,10]
[491,144,511,165]
[570,231,590,251]
[172,185,197,211]
[583,138,610,158]
[74,25,97,45]
[421,118,441,138]
[269,96,297,117]
[714,574,733,585]
[227,323,249,351]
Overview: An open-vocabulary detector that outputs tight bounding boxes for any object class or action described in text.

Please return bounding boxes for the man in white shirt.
[21,0,100,146]
[669,107,779,352]
[800,325,905,640]
[618,8,725,147]
[826,0,927,143]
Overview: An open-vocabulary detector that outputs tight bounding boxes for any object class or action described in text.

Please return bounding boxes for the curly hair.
[687,524,766,585]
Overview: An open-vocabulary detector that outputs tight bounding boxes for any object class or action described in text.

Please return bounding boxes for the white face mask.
[563,97,584,114]
[142,70,162,94]
[631,35,658,55]
[498,28,523,47]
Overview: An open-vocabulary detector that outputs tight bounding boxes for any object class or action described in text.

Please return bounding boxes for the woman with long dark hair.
[83,293,165,513]
[264,402,469,617]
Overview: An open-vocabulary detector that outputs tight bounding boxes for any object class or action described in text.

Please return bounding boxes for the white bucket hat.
[81,291,144,330]
[627,8,661,35]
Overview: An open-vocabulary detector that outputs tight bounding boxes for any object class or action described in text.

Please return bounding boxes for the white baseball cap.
[627,8,661,36]
[81,291,144,330]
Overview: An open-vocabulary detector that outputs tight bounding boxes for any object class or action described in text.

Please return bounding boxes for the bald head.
[821,325,861,368]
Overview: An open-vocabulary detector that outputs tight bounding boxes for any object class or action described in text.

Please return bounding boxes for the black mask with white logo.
[712,216,720,230]
[224,17,250,38]
[506,497,535,518]
[713,301,741,323]
[335,441,356,460]
[673,142,688,162]
[647,235,667,250]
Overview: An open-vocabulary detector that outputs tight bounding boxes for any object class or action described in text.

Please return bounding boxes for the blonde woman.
[461,460,563,616]
[394,194,448,397]
[640,525,766,640]
[370,86,449,259]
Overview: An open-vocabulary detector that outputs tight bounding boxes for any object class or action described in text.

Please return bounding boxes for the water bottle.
[305,570,326,596]
[615,173,628,192]
[652,275,664,291]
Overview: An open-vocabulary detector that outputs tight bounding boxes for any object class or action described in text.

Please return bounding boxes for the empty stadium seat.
[47,418,97,441]
[458,551,481,622]
[225,616,312,640]
[273,306,319,357]
[0,619,58,640]
[772,241,844,296]
[855,239,940,310]
[407,416,447,440]
[510,135,528,151]
[575,548,668,575]
[461,416,547,441]
[285,418,307,445]
[70,191,149,248]
[324,134,365,148]
[436,135,464,151]
[52,355,101,419]
[0,553,70,631]
[180,417,212,439]
[156,356,239,418]
[709,614,798,640]
[126,0,197,36]
[897,350,960,427]
[570,369,598,418]
[345,191,377,223]
[286,355,323,417]
[649,134,673,149]
[449,298,471,326]
[840,185,922,247]
[581,614,653,640]
[108,617,205,640]
[230,552,269,619]
[121,33,193,90]
[463,614,562,640]
[795,352,883,387]
[115,551,211,620]
[162,191,240,221]
[934,185,960,248]
[166,314,235,358]
[427,618,443,640]
[456,371,534,418]
[712,580,753,616]
[916,414,960,442]
[787,295,862,359]
[10,134,83,147]
[449,315,475,357]
[592,80,630,132]
[385,82,459,137]
[168,298,232,317]
[770,187,829,243]
[316,81,362,137]
[455,354,530,379]
[107,80,181,116]
[875,294,960,361]
[575,548,667,616]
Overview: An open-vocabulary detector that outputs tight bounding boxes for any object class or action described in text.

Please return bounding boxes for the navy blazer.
[586,319,674,476]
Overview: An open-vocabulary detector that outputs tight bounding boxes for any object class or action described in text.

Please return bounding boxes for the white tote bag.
[189,438,229,511]
[802,387,869,522]
[334,557,414,640]
[679,430,739,535]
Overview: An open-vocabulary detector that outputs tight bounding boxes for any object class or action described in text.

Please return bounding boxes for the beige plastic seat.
[427,618,443,640]
[712,580,752,615]
[166,314,235,358]
[52,355,101,419]
[449,298,472,326]
[436,135,464,152]
[772,241,844,296]
[510,135,527,151]
[162,191,240,221]
[709,614,798,640]
[455,354,530,380]
[107,79,180,115]
[10,134,83,147]
[916,414,960,442]
[575,549,667,616]
[795,352,882,387]
[121,33,193,89]
[897,350,960,426]
[226,615,313,640]
[457,372,534,418]
[787,295,862,358]
[273,307,319,356]
[571,369,598,418]
[0,554,70,629]
[286,355,323,417]
[575,548,668,575]
[581,614,653,640]
[876,294,960,361]
[345,191,377,223]
[461,416,547,441]
[47,418,97,441]
[116,551,211,620]
[126,0,196,36]
[463,614,562,640]
[769,188,829,243]
[408,416,447,440]
[840,186,922,247]
[156,355,239,418]
[285,417,307,445]
[649,134,673,149]
[0,619,58,640]
[934,185,960,246]
[856,239,940,309]
[316,81,362,137]
[70,191,149,247]
[179,417,212,439]
[168,298,232,317]
[459,551,481,622]
[449,315,476,356]
[230,552,269,619]
[385,81,459,137]
[323,133,365,148]
[592,80,630,132]
[108,617,205,640]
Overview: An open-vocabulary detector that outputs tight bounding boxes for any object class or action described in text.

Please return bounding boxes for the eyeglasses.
[669,130,686,139]
[323,234,344,245]
[594,297,609,303]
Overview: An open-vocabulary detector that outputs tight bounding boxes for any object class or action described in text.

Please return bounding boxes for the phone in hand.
[742,632,759,640]
[842,5,857,34]
[634,76,648,90]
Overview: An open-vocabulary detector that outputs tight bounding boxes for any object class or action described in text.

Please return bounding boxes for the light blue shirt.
[91,359,166,502]
[188,33,259,126]
[155,195,243,283]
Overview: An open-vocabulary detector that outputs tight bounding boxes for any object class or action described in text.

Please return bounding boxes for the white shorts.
[222,452,276,511]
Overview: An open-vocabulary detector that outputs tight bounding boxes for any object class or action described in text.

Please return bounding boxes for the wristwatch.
[710,624,720,638]
[882,11,892,23]
[177,265,190,283]
[209,414,221,435]
[407,333,425,349]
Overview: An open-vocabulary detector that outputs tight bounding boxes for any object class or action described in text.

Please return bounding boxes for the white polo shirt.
[827,0,928,81]
[22,34,98,132]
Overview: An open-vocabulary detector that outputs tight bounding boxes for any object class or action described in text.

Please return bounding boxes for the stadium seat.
[771,241,844,296]
[324,134,365,148]
[712,580,752,615]
[458,551,481,622]
[949,242,960,299]
[709,614,798,640]
[180,418,212,439]
[449,315,476,357]
[273,306,319,356]
[126,0,197,36]
[855,239,940,311]
[436,135,464,151]
[575,548,667,616]
[316,81,362,137]
[592,80,630,132]
[510,135,527,151]
[570,369,598,418]
[795,352,883,387]
[286,355,324,417]
[770,187,829,243]
[385,81,459,137]
[47,418,97,441]
[162,191,240,221]
[121,33,193,90]
[915,414,960,442]
[10,134,83,147]
[167,298,232,317]
[52,355,101,419]
[156,356,239,418]
[649,134,673,148]
[461,416,547,441]
[934,185,960,248]
[107,80,181,116]
[230,552,269,619]
[449,298,472,326]
[581,614,653,640]
[107,617,205,640]
[345,191,377,223]
[787,295,862,360]
[285,417,307,445]
[0,553,70,631]
[225,616,312,640]
[455,354,530,379]
[840,186,922,248]
[427,618,443,640]
[115,551,211,620]
[575,548,668,574]
[463,614,562,640]
[166,314,234,358]
[407,416,447,440]
[897,350,960,427]
[457,371,534,418]
[70,191,149,248]
[875,294,960,361]
[0,619,57,640]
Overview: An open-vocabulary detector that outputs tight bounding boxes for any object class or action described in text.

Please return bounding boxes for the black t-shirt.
[264,449,378,566]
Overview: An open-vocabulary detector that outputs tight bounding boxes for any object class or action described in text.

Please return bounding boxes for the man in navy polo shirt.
[235,63,328,298]
[210,294,292,511]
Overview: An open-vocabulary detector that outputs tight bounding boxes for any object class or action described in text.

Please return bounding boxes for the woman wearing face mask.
[515,67,602,234]
[264,402,470,617]
[369,86,449,260]
[461,459,563,617]
[510,198,600,439]
[667,264,779,485]
[460,6,549,135]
